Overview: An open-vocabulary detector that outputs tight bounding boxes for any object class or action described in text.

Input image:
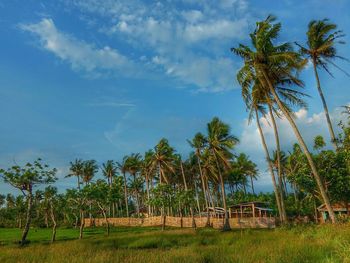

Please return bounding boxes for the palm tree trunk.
[213,151,230,231]
[263,71,336,223]
[123,172,129,217]
[312,58,338,149]
[268,104,287,223]
[250,176,255,195]
[180,161,196,229]
[255,109,283,222]
[146,174,151,216]
[196,154,210,226]
[77,175,80,190]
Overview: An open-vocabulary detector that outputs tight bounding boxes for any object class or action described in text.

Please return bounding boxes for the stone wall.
[85,216,275,229]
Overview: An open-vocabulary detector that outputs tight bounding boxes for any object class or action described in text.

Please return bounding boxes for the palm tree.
[232,15,336,223]
[207,117,239,231]
[125,153,142,216]
[188,132,210,226]
[102,160,117,187]
[237,70,286,221]
[141,150,156,216]
[342,105,350,119]
[82,160,98,185]
[67,159,84,190]
[233,153,258,195]
[117,156,130,217]
[296,19,346,149]
[101,160,117,217]
[151,138,176,184]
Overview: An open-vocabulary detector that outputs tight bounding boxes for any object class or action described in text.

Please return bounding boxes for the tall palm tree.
[101,160,117,186]
[233,153,258,195]
[141,150,156,216]
[151,138,176,184]
[188,132,210,226]
[232,15,336,223]
[237,70,286,221]
[207,117,239,231]
[67,159,84,190]
[296,19,347,149]
[101,160,117,216]
[125,153,142,216]
[117,156,130,217]
[82,160,98,185]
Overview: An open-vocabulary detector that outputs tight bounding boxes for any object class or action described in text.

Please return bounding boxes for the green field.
[1,225,350,263]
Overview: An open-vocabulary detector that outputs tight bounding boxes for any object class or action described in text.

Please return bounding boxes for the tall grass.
[0,224,349,263]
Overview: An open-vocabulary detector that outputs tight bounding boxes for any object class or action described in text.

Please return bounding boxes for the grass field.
[1,224,350,263]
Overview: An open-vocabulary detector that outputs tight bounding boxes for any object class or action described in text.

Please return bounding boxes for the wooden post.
[229,208,232,218]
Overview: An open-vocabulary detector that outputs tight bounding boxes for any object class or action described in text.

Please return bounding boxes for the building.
[229,202,274,218]
[317,202,350,223]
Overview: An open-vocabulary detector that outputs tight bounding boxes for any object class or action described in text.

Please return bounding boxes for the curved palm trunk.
[21,190,33,245]
[213,152,230,231]
[263,71,336,223]
[255,110,283,222]
[196,153,210,226]
[123,172,129,217]
[312,58,338,149]
[268,104,287,223]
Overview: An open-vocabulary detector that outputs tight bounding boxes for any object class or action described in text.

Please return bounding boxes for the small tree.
[43,186,58,243]
[85,180,113,236]
[149,184,174,230]
[0,159,57,245]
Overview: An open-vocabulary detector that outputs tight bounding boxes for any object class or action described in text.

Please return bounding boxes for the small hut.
[229,202,274,218]
[317,203,350,223]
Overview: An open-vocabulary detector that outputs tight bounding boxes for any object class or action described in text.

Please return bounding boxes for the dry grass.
[1,224,349,263]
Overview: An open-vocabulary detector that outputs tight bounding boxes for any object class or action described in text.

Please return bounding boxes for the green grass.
[1,224,350,263]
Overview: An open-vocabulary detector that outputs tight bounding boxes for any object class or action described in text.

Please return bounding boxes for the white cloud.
[20,18,137,77]
[88,102,136,107]
[57,0,251,92]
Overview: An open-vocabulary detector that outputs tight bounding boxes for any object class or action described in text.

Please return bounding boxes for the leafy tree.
[0,159,57,245]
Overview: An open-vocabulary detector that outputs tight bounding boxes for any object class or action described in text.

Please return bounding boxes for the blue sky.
[0,0,349,194]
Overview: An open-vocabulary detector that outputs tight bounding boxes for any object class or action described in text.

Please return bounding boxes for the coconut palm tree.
[67,159,84,190]
[237,69,286,221]
[117,156,130,217]
[232,15,336,223]
[151,138,176,184]
[82,160,98,185]
[296,19,347,149]
[233,153,258,195]
[188,132,210,226]
[101,160,117,187]
[141,150,156,216]
[101,160,117,216]
[207,117,239,231]
[124,153,142,216]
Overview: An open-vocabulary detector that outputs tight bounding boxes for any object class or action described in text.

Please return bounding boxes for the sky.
[0,0,350,195]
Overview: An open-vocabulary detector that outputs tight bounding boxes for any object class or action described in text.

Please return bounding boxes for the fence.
[85,216,275,229]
